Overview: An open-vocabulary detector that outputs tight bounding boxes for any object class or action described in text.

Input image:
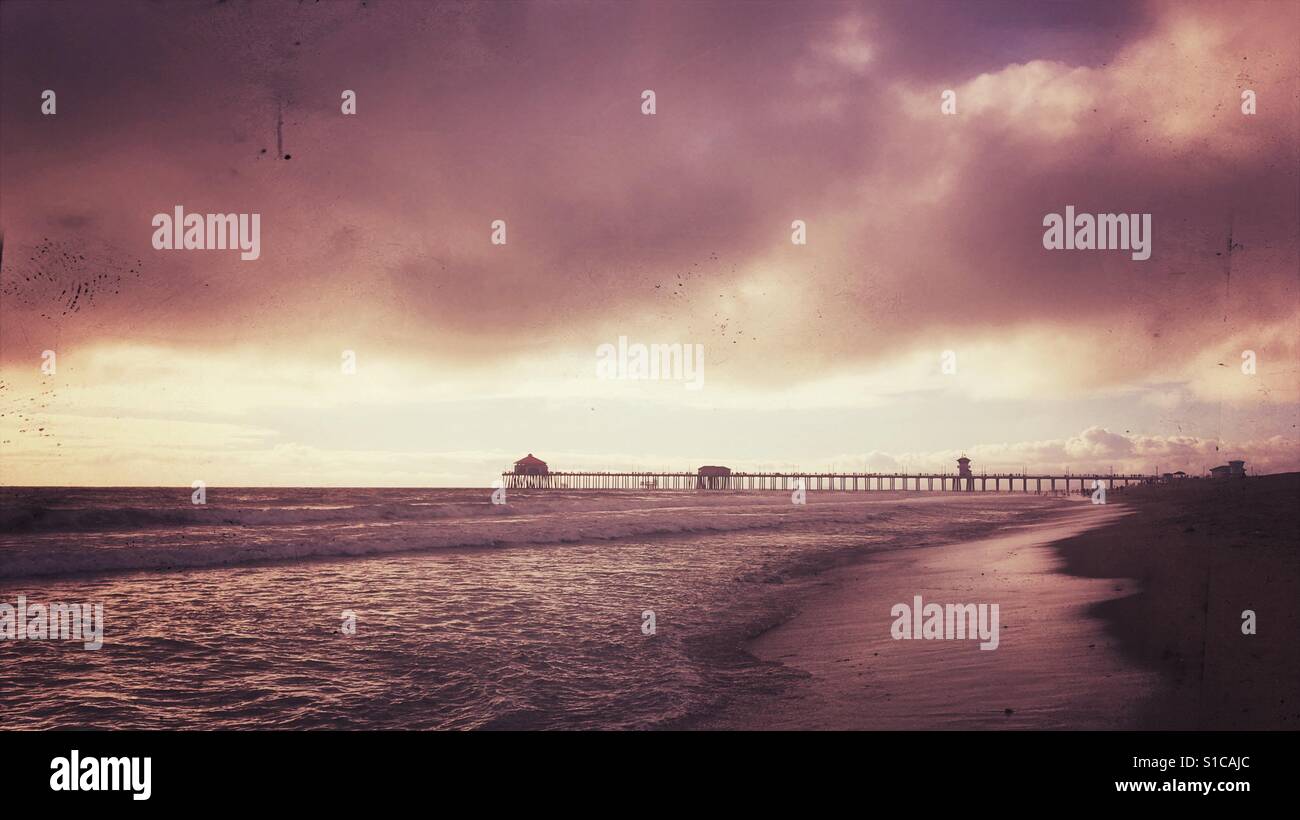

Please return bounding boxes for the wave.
[0,501,511,534]
[0,502,905,580]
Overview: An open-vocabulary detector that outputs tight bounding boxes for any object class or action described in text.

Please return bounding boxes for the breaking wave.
[0,487,938,579]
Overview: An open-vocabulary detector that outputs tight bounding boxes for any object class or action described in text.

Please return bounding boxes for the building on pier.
[957,454,973,491]
[697,465,732,490]
[513,454,548,475]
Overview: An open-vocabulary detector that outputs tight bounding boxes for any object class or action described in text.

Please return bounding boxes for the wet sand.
[711,474,1300,730]
[707,502,1163,729]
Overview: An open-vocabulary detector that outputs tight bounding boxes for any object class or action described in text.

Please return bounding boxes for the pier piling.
[501,469,1152,492]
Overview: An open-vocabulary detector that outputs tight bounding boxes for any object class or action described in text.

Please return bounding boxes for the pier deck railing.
[501,471,1155,492]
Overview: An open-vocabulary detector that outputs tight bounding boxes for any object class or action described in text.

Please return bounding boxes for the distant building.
[956,456,972,478]
[513,454,548,475]
[1209,460,1246,480]
[697,465,732,490]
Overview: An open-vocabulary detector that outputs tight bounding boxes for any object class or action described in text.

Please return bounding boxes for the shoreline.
[706,474,1300,730]
[702,500,1163,729]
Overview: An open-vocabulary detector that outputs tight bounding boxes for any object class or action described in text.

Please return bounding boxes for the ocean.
[0,487,1070,729]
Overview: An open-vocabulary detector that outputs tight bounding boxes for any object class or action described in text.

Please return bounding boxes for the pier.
[502,470,1153,492]
[502,454,1154,493]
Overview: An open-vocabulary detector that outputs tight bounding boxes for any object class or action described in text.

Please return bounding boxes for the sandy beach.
[1053,473,1300,730]
[709,475,1299,730]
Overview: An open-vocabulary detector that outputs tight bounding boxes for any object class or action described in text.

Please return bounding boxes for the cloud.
[826,426,1297,476]
[1,0,1296,485]
[3,0,1294,387]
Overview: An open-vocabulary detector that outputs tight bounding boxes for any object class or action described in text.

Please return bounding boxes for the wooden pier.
[501,470,1155,493]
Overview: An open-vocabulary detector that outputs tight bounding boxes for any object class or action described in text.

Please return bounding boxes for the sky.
[1,0,1297,486]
